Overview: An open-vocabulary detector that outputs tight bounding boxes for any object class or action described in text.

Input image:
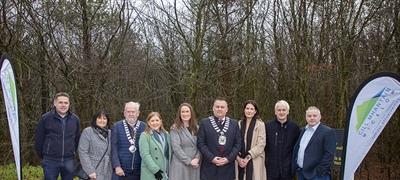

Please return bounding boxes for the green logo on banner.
[355,88,385,131]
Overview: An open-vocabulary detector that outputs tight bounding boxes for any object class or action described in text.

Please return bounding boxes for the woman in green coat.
[139,112,172,180]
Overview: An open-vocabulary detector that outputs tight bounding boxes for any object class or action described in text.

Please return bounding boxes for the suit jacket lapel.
[306,124,322,148]
[299,128,306,141]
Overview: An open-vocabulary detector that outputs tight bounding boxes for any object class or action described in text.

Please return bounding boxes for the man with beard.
[111,102,146,180]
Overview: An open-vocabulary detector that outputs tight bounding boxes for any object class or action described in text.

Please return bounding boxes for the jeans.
[42,158,75,180]
[112,169,140,180]
[297,168,331,180]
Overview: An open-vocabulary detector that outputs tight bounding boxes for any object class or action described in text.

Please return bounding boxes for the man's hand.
[212,156,221,165]
[115,166,125,176]
[218,157,229,166]
[213,157,229,166]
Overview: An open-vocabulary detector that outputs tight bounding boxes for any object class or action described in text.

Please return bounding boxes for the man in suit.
[197,97,242,180]
[292,106,336,180]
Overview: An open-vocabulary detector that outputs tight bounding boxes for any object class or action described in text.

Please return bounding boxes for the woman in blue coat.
[139,112,172,180]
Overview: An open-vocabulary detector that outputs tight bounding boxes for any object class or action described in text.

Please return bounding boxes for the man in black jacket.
[34,92,81,180]
[265,100,300,180]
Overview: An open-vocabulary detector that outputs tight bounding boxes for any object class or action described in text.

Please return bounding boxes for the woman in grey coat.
[169,103,201,180]
[78,110,112,180]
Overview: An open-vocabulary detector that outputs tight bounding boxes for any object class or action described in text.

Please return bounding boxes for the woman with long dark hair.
[169,103,201,180]
[235,100,266,180]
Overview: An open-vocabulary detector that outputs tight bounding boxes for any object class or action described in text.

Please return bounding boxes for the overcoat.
[169,124,201,180]
[139,130,172,180]
[78,127,112,180]
[235,119,266,180]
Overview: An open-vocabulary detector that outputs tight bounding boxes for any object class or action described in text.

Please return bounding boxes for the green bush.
[0,164,78,180]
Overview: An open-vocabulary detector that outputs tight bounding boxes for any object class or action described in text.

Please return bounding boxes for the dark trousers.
[297,168,331,180]
[267,175,294,180]
[112,169,140,180]
[42,158,75,180]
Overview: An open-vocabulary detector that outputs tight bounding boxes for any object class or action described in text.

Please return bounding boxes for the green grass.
[0,163,79,180]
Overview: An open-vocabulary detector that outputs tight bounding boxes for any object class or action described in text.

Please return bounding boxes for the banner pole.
[0,53,22,180]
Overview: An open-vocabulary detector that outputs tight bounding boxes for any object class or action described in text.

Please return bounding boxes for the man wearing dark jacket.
[34,92,81,180]
[292,106,336,180]
[111,102,146,180]
[197,97,242,180]
[265,100,300,180]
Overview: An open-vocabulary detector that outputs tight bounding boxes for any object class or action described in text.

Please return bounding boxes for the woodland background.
[0,0,399,179]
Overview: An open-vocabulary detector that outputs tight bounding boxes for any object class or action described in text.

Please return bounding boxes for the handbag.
[74,134,109,180]
[73,162,90,180]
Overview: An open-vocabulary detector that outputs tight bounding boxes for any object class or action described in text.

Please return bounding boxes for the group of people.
[34,93,336,180]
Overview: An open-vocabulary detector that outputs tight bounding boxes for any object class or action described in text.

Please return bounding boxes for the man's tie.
[219,119,223,125]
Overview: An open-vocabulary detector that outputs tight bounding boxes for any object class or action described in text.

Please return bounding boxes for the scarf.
[93,125,109,139]
[238,118,256,180]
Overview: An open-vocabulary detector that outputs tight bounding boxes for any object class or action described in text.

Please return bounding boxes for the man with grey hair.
[111,102,146,180]
[265,100,300,180]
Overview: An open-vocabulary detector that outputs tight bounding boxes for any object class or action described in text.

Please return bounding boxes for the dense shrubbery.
[0,164,78,180]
